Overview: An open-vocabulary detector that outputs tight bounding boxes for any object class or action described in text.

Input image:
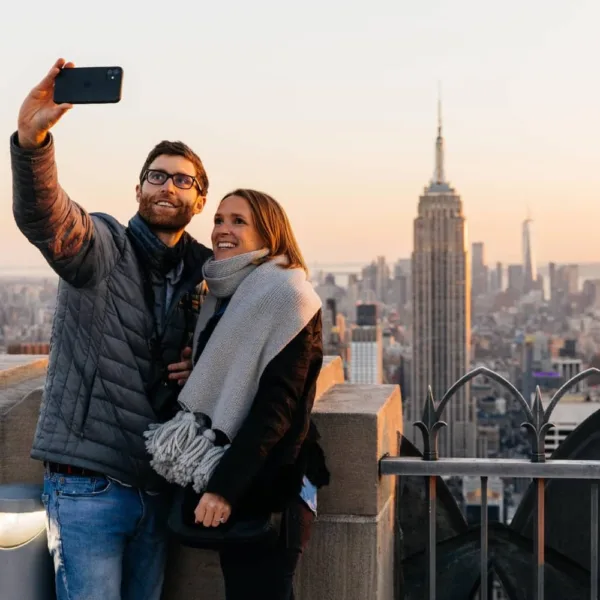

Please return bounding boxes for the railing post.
[592,481,599,600]
[480,476,488,600]
[533,477,545,600]
[415,387,443,600]
[426,475,436,600]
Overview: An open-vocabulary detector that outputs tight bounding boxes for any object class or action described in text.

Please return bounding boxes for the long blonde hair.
[220,189,308,272]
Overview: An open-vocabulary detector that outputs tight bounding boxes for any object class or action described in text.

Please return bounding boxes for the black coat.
[199,309,329,517]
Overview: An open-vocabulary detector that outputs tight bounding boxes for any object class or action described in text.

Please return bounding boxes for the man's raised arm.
[12,58,119,287]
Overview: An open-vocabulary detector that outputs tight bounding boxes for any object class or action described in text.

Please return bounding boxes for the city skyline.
[0,2,599,269]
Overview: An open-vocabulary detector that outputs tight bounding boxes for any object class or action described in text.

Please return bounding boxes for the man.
[11,58,213,600]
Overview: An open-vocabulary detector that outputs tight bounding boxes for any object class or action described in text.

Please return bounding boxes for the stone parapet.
[295,381,402,600]
[0,356,401,600]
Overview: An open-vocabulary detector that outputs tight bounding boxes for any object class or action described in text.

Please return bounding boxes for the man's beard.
[138,191,195,232]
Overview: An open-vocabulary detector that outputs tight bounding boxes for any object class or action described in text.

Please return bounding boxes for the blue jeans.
[42,471,170,600]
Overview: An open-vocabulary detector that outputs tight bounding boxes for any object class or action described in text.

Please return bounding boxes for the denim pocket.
[54,475,113,498]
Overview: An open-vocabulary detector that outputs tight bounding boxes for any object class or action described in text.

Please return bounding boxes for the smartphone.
[53,66,124,104]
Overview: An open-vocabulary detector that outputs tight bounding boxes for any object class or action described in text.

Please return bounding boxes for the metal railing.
[380,366,600,600]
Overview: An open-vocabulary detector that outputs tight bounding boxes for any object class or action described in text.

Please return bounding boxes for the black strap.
[193,297,230,365]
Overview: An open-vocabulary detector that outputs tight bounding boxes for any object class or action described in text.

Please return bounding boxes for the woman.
[145,188,329,599]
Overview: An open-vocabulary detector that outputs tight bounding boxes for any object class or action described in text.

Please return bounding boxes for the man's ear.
[135,184,141,204]
[194,195,207,215]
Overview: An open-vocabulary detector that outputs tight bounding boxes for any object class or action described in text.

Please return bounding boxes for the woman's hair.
[220,189,308,272]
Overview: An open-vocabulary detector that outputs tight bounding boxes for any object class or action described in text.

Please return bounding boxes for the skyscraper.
[507,264,525,295]
[522,217,537,293]
[471,242,488,298]
[549,262,557,302]
[349,304,383,384]
[410,98,474,457]
[490,261,504,293]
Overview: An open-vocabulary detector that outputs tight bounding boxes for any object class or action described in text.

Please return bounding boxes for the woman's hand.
[194,492,232,527]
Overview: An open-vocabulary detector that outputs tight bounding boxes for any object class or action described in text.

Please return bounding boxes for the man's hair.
[220,189,308,272]
[139,141,209,195]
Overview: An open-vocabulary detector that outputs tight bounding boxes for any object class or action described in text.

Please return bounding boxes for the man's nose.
[162,177,176,192]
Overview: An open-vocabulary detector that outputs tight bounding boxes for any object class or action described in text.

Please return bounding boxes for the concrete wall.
[0,356,47,485]
[0,355,401,600]
[295,382,402,600]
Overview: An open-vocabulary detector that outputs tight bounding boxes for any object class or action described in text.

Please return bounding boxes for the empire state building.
[409,101,474,457]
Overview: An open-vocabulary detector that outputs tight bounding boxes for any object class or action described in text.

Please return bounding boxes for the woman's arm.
[204,311,323,507]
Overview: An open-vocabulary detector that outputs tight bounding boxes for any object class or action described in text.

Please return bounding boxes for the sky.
[1,0,599,270]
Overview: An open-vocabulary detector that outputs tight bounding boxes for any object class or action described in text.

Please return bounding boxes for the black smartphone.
[53,66,124,104]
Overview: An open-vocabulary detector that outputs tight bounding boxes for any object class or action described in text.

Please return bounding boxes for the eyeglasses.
[144,169,201,191]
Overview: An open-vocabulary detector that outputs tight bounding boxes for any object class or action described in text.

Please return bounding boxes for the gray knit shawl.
[144,249,322,492]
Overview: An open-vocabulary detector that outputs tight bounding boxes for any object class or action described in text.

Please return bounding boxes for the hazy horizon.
[1,0,598,269]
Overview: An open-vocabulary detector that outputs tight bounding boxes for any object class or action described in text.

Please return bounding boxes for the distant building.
[6,342,50,355]
[322,298,349,371]
[391,271,410,310]
[549,264,580,307]
[522,217,537,293]
[490,262,504,293]
[314,274,348,316]
[582,279,600,311]
[477,424,501,458]
[542,394,598,458]
[349,304,383,384]
[471,242,489,297]
[549,262,557,302]
[551,357,583,392]
[463,476,504,524]
[410,98,474,457]
[522,333,553,405]
[507,264,525,295]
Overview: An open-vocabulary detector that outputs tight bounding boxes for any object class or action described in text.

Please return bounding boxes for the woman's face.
[212,195,266,260]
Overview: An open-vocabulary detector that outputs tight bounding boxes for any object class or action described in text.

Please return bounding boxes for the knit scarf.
[144,249,322,493]
[127,213,188,276]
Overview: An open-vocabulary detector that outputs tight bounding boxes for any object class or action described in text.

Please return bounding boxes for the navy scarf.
[127,213,188,276]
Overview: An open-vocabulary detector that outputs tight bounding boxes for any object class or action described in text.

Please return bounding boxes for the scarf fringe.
[191,444,228,493]
[145,411,227,491]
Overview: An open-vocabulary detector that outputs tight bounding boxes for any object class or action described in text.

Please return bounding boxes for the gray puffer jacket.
[10,133,212,491]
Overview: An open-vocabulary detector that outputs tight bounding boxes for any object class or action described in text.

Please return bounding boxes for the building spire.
[433,84,445,185]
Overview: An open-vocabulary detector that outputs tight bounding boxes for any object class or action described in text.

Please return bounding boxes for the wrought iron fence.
[380,366,600,600]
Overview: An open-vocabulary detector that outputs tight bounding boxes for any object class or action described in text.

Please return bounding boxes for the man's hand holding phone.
[17,58,75,150]
[18,58,124,150]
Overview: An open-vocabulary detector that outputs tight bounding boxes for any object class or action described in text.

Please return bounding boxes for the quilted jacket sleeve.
[11,132,121,287]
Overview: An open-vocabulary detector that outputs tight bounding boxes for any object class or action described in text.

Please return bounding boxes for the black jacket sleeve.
[205,311,323,507]
[11,132,121,287]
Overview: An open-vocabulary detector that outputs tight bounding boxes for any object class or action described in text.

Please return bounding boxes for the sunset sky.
[1,0,598,270]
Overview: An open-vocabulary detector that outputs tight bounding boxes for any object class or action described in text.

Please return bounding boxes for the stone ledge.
[315,355,345,401]
[295,494,395,600]
[0,356,48,389]
[312,383,402,517]
[0,388,45,484]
